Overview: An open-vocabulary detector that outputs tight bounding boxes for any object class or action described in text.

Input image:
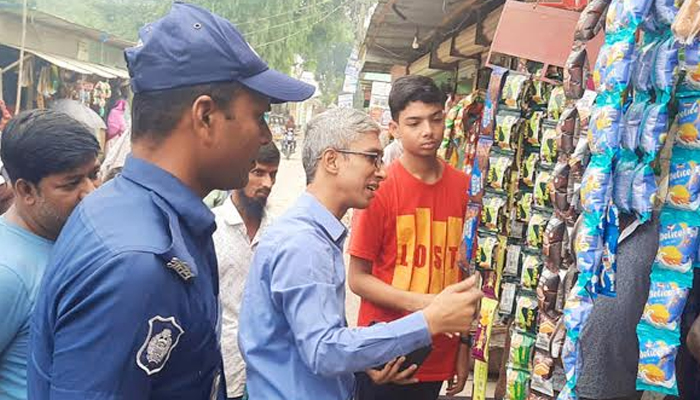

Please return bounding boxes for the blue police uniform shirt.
[28,156,225,400]
[0,217,53,400]
[239,193,432,400]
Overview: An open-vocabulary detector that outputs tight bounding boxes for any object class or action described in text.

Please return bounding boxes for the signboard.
[369,81,391,109]
[337,93,354,109]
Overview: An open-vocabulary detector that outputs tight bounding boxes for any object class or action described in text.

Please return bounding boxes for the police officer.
[28,3,314,399]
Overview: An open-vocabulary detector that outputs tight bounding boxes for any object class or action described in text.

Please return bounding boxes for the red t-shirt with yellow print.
[349,160,470,382]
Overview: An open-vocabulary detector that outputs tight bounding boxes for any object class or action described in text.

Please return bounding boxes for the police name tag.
[136,316,184,375]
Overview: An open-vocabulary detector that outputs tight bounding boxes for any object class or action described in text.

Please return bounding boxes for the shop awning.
[9,46,129,79]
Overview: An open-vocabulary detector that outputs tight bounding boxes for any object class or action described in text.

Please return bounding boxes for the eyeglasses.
[336,149,384,170]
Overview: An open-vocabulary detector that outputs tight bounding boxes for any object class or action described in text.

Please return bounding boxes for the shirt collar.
[121,155,215,237]
[221,196,244,227]
[298,192,347,245]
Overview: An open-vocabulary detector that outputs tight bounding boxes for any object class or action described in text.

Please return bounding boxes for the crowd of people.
[0,3,482,400]
[4,3,700,400]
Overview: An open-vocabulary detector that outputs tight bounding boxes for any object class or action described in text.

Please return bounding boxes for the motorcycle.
[281,130,296,159]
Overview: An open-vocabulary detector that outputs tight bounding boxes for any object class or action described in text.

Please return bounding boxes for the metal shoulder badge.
[136,315,184,375]
[166,257,194,282]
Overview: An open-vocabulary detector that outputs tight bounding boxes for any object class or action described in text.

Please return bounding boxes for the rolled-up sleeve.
[269,239,431,377]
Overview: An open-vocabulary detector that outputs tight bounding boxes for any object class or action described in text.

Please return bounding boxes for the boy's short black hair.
[256,142,280,166]
[1,110,100,184]
[389,75,446,121]
[131,82,240,143]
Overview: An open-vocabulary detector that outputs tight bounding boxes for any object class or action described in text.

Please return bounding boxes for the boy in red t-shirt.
[349,76,470,400]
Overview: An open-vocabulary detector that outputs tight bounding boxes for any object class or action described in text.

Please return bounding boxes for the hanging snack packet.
[506,368,531,400]
[516,294,540,334]
[517,192,535,223]
[612,150,638,213]
[655,222,700,275]
[541,124,559,165]
[536,312,559,351]
[537,268,562,316]
[458,203,482,274]
[509,330,537,370]
[575,0,610,41]
[548,87,566,120]
[472,298,499,362]
[527,111,545,146]
[654,0,680,27]
[501,281,519,315]
[575,215,605,276]
[482,269,500,299]
[543,217,566,269]
[666,150,700,212]
[502,74,530,109]
[605,0,653,34]
[602,36,636,94]
[673,2,700,46]
[633,40,659,94]
[580,157,613,214]
[654,36,681,96]
[527,212,550,249]
[496,113,522,151]
[636,326,680,395]
[482,67,508,138]
[471,138,494,200]
[632,163,657,222]
[557,107,579,155]
[674,98,700,149]
[565,47,588,100]
[534,170,553,208]
[531,351,556,397]
[527,392,554,400]
[598,204,620,296]
[482,195,508,232]
[621,101,645,151]
[640,277,690,332]
[505,244,523,277]
[531,81,552,108]
[488,155,514,192]
[552,162,571,195]
[570,136,591,181]
[521,253,543,291]
[523,153,540,187]
[588,104,622,156]
[679,40,700,91]
[477,232,501,270]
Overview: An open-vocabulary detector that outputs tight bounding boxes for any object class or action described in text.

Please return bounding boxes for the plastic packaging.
[679,40,700,92]
[482,195,508,233]
[527,212,550,249]
[501,281,519,315]
[674,97,700,149]
[597,204,620,296]
[640,277,690,332]
[588,104,622,156]
[575,0,611,41]
[565,48,588,100]
[523,152,540,187]
[548,87,566,121]
[621,101,645,151]
[477,232,501,270]
[653,36,681,97]
[605,0,653,34]
[633,40,659,94]
[482,67,508,138]
[672,0,700,45]
[593,36,636,94]
[503,74,531,109]
[638,103,670,160]
[488,155,515,192]
[654,0,680,27]
[537,268,562,316]
[612,150,638,213]
[496,113,522,151]
[516,295,540,334]
[541,125,559,165]
[521,253,543,291]
[632,163,658,222]
[527,111,545,146]
[580,156,613,214]
[506,368,531,400]
[534,170,554,208]
[472,298,499,362]
[509,330,537,370]
[636,326,680,395]
[531,351,556,397]
[458,203,482,274]
[666,150,700,212]
[654,222,700,275]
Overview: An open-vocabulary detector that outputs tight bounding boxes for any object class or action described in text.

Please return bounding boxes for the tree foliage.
[23,0,373,105]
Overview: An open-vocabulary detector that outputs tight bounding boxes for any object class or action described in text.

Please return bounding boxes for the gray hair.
[302,108,381,184]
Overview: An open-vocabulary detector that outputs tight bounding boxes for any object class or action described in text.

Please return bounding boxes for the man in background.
[0,161,13,215]
[0,110,100,399]
[213,142,280,400]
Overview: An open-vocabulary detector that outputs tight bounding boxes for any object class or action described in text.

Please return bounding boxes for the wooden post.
[14,0,29,115]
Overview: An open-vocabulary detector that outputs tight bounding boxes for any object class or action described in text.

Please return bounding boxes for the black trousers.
[354,372,443,400]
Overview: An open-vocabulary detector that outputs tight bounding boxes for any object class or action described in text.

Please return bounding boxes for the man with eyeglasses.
[238,108,482,400]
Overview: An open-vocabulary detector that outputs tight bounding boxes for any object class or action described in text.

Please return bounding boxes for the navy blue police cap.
[125,2,315,103]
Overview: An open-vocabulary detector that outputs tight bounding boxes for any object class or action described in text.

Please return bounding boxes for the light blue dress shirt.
[239,193,432,400]
[0,217,53,400]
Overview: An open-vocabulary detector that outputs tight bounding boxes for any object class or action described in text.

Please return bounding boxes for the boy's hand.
[365,357,419,386]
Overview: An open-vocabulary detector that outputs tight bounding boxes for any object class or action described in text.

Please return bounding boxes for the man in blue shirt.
[239,108,483,400]
[0,110,100,400]
[28,3,314,400]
